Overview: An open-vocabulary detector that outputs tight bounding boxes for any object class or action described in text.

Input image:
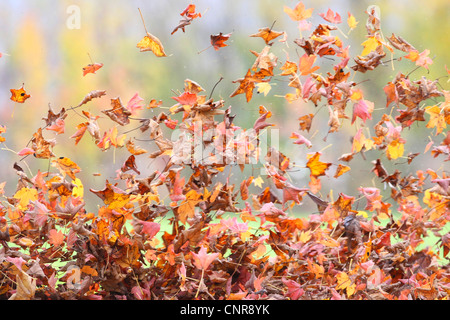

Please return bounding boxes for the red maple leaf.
[352,99,373,124]
[210,32,232,50]
[172,91,198,106]
[319,8,342,24]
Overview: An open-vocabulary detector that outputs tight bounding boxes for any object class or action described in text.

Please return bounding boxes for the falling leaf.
[306,152,331,178]
[126,93,144,115]
[386,139,405,160]
[347,12,359,30]
[210,32,232,50]
[284,2,313,21]
[126,139,148,155]
[137,33,167,57]
[52,157,81,180]
[256,82,272,96]
[298,54,320,75]
[253,176,264,188]
[172,91,198,106]
[334,164,351,178]
[82,62,103,76]
[352,99,374,124]
[319,8,342,24]
[404,49,433,69]
[361,36,381,56]
[290,132,312,148]
[10,85,31,103]
[102,97,132,126]
[425,105,447,135]
[14,187,38,210]
[250,27,285,45]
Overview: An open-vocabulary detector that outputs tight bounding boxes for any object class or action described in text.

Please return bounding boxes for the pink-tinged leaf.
[131,285,150,300]
[319,8,342,24]
[6,256,27,270]
[298,20,312,31]
[290,132,312,148]
[46,118,65,135]
[139,221,160,239]
[330,288,343,300]
[192,246,220,270]
[172,91,198,106]
[126,93,144,115]
[415,49,433,69]
[352,99,373,124]
[282,278,304,300]
[18,147,35,156]
[48,272,57,292]
[170,172,186,202]
[220,217,249,233]
[164,118,178,129]
[360,260,375,273]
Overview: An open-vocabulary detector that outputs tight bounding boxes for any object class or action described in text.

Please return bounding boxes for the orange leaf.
[284,2,313,21]
[10,85,31,103]
[250,27,285,45]
[82,63,103,76]
[306,152,331,178]
[177,189,201,224]
[48,229,65,247]
[81,265,98,277]
[334,164,351,178]
[298,54,320,75]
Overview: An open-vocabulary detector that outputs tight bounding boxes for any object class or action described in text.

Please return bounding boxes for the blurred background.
[0,0,448,213]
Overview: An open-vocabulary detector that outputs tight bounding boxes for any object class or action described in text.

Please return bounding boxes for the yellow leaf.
[13,187,38,210]
[361,36,381,56]
[386,139,404,160]
[425,105,447,135]
[137,32,167,57]
[253,176,264,188]
[72,178,84,198]
[347,13,358,30]
[336,272,351,290]
[299,230,311,243]
[346,283,356,297]
[256,82,272,96]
